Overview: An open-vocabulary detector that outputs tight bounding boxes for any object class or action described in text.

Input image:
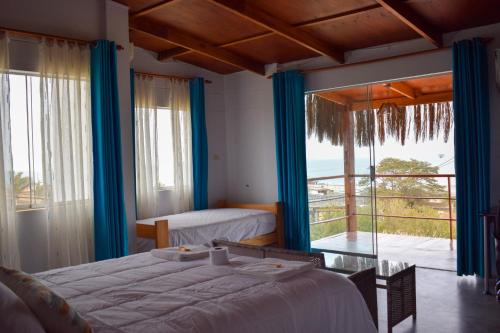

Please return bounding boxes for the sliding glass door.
[307,85,378,258]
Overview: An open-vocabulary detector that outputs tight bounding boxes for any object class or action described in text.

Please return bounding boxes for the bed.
[136,201,284,249]
[17,248,377,333]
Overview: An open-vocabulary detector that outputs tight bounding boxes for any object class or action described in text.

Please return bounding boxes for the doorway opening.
[306,73,456,271]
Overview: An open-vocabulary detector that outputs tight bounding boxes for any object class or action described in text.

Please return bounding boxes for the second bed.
[136,201,284,250]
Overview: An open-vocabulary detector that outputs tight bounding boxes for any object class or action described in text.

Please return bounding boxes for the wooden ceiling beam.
[351,91,452,111]
[158,47,190,59]
[375,0,442,47]
[384,82,416,99]
[130,0,180,18]
[207,0,345,63]
[129,19,266,75]
[156,3,385,61]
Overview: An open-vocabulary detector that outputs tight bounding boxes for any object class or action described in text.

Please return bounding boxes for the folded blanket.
[234,258,314,281]
[151,245,209,261]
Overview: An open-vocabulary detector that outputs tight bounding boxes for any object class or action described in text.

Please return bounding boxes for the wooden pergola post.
[343,110,357,239]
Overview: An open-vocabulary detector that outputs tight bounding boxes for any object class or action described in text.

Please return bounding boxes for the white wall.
[0,0,105,41]
[15,210,48,273]
[224,72,278,203]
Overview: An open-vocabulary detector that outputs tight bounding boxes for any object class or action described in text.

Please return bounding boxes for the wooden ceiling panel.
[123,0,500,75]
[145,0,268,45]
[250,0,377,25]
[129,29,179,53]
[320,73,452,102]
[130,18,266,74]
[174,53,241,74]
[225,34,318,65]
[115,0,163,13]
[406,0,500,33]
[404,74,452,95]
[303,7,419,51]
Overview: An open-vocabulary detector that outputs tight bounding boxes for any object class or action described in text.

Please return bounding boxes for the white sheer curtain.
[134,75,192,219]
[0,33,20,269]
[39,39,93,268]
[135,76,159,219]
[169,79,193,213]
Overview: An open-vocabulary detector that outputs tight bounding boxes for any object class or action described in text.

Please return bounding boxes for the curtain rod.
[134,71,212,84]
[0,26,124,50]
[300,37,493,75]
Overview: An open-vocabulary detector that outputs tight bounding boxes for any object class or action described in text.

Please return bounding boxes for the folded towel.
[234,258,314,281]
[151,245,209,261]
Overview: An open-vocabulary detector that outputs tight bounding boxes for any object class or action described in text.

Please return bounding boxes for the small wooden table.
[323,253,416,333]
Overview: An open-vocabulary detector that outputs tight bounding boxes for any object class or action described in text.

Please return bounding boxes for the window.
[133,75,192,218]
[9,72,45,210]
[8,71,92,210]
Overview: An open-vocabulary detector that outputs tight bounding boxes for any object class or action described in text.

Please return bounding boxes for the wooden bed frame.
[136,200,284,249]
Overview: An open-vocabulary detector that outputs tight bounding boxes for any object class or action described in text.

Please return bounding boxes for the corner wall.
[224,72,278,203]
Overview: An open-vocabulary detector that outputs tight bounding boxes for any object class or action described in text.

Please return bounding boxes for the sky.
[306,111,456,175]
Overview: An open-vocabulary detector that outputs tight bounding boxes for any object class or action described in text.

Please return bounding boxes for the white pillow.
[0,281,45,333]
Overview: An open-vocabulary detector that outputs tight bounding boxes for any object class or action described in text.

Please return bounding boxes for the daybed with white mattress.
[18,250,377,333]
[136,201,284,249]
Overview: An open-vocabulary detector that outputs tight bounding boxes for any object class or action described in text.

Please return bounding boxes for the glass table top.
[323,252,412,279]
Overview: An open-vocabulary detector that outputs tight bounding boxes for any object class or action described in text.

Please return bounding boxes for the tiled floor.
[312,232,457,270]
[377,268,500,333]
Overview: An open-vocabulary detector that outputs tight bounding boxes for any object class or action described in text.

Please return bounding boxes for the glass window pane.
[9,74,31,210]
[27,75,45,208]
[8,72,91,210]
[157,107,174,188]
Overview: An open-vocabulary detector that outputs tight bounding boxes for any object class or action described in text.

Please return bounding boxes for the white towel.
[151,245,209,261]
[234,258,314,281]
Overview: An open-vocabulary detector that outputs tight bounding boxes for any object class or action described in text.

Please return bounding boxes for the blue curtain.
[91,40,128,260]
[453,38,490,277]
[189,78,208,210]
[273,70,310,251]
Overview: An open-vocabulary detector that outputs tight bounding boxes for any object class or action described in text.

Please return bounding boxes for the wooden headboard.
[217,200,285,248]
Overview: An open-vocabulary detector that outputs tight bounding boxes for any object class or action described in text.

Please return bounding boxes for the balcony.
[308,173,457,271]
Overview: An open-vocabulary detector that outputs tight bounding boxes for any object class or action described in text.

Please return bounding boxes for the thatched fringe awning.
[306,94,453,147]
[306,93,347,145]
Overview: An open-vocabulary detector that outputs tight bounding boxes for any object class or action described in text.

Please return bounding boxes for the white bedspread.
[34,253,377,333]
[137,208,276,250]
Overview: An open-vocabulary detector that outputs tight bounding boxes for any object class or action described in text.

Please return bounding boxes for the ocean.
[307,158,454,190]
[307,158,371,178]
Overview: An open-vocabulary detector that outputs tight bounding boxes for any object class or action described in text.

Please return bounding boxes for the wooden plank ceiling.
[317,73,453,111]
[117,0,500,75]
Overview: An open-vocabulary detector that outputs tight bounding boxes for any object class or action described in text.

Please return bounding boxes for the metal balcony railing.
[308,173,456,245]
